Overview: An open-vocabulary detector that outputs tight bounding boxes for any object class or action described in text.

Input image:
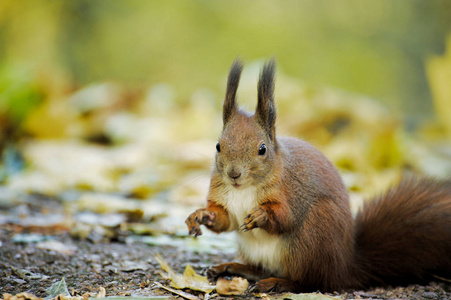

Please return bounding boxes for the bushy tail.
[354,176,451,287]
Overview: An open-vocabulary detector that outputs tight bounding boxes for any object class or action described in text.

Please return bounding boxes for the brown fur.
[186,60,451,292]
[223,59,242,126]
[354,176,451,287]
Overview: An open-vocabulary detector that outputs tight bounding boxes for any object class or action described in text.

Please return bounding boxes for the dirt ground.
[1,194,451,300]
[1,229,451,300]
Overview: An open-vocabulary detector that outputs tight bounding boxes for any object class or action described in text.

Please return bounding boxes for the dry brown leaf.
[97,287,106,298]
[155,254,214,293]
[1,293,43,300]
[2,294,13,300]
[153,282,200,300]
[216,277,249,295]
[36,240,77,255]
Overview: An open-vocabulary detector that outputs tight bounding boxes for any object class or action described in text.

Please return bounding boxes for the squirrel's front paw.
[185,209,216,237]
[240,206,268,232]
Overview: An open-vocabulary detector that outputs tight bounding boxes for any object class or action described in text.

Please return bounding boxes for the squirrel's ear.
[223,59,243,126]
[256,59,276,141]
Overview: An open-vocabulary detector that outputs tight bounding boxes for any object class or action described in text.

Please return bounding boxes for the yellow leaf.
[216,277,249,296]
[155,255,214,293]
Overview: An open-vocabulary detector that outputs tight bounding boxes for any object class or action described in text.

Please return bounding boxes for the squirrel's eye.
[258,144,266,156]
[216,142,221,152]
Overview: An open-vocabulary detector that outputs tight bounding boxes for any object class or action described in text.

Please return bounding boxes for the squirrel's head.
[215,59,278,189]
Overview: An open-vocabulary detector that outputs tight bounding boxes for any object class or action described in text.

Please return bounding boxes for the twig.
[153,282,200,300]
[433,274,451,283]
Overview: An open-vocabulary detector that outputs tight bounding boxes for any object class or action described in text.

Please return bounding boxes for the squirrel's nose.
[228,169,241,180]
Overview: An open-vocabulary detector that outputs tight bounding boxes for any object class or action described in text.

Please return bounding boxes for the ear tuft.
[223,59,243,126]
[256,59,276,141]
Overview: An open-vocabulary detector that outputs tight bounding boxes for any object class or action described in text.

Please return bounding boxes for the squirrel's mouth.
[232,183,241,189]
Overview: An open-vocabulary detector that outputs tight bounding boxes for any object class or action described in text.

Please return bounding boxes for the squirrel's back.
[277,136,357,291]
[354,176,451,287]
[272,138,451,290]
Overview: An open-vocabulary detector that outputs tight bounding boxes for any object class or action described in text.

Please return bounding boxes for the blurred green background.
[1,0,451,201]
[2,1,451,114]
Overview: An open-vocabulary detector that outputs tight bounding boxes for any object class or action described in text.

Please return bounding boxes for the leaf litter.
[1,64,451,299]
[46,278,71,299]
[154,254,214,293]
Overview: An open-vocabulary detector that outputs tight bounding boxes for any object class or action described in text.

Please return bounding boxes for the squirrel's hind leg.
[207,262,270,282]
[252,277,299,293]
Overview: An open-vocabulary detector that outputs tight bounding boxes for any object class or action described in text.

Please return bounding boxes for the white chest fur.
[224,186,284,277]
[224,186,258,228]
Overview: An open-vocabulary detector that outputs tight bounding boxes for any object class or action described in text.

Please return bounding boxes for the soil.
[0,229,223,298]
[1,195,450,300]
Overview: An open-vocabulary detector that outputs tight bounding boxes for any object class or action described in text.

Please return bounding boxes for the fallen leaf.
[155,255,214,293]
[124,223,166,236]
[2,292,44,300]
[7,214,70,236]
[11,278,27,285]
[97,288,106,298]
[75,193,143,216]
[216,277,249,295]
[2,293,13,300]
[46,278,70,299]
[75,212,125,228]
[36,240,77,255]
[119,260,150,272]
[11,266,49,281]
[12,233,48,243]
[153,282,199,300]
[70,212,126,242]
[55,295,82,300]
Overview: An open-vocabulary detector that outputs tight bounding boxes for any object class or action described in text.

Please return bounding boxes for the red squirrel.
[185,59,451,293]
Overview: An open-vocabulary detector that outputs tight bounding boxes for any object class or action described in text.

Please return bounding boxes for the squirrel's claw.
[186,209,217,236]
[239,223,251,232]
[186,218,202,237]
[188,225,203,237]
[241,206,268,231]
